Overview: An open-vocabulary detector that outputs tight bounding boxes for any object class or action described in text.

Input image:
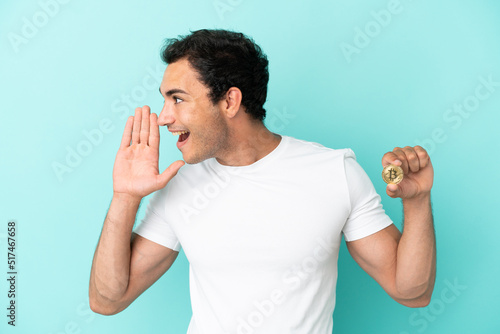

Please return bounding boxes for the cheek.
[177,106,195,124]
[189,105,212,126]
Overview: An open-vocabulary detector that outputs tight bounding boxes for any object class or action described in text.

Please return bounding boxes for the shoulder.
[282,135,357,163]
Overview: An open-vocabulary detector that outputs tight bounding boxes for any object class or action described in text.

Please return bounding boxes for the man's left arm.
[346,146,436,308]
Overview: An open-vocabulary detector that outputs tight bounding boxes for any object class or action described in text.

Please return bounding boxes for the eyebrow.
[159,87,188,97]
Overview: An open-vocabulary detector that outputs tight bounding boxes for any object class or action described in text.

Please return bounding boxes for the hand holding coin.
[381,146,434,200]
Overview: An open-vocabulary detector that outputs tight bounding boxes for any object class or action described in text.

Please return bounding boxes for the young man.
[89,29,436,333]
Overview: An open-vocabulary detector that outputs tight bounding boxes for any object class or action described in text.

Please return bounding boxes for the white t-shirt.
[134,135,393,334]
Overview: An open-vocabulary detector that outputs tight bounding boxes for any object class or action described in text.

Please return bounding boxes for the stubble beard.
[183,108,230,165]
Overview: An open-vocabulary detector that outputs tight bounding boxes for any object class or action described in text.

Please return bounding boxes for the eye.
[174,96,183,104]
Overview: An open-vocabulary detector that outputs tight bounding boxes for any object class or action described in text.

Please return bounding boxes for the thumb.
[158,160,185,188]
[386,183,402,198]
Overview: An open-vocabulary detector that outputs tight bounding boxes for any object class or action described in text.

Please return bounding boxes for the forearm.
[89,193,141,306]
[395,193,436,302]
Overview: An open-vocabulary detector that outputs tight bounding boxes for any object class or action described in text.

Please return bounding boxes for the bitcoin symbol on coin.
[382,164,404,184]
[389,169,398,181]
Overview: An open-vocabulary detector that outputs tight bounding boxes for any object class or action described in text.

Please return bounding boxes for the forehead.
[160,58,208,95]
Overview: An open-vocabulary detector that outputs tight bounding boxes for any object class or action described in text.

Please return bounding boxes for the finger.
[392,147,409,175]
[140,105,150,144]
[415,146,430,168]
[119,116,134,149]
[386,183,402,198]
[149,113,160,150]
[131,107,141,144]
[157,160,185,188]
[382,152,400,167]
[382,149,405,170]
[402,146,420,173]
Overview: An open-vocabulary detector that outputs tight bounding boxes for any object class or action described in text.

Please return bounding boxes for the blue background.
[2,0,499,333]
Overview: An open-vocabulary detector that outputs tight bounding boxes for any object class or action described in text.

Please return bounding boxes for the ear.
[219,87,242,119]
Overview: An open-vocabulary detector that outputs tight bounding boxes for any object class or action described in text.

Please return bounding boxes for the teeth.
[172,131,189,136]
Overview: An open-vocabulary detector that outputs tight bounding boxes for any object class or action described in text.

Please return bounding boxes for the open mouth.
[173,130,190,147]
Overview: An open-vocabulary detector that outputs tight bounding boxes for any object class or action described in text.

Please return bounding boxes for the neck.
[215,119,281,166]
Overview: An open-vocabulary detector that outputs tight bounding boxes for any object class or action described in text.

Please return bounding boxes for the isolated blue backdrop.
[2,0,499,333]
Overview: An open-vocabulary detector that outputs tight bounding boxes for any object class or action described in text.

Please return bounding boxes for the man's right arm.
[89,194,179,315]
[89,106,184,315]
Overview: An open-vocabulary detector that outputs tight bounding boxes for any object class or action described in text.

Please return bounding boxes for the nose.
[157,101,175,126]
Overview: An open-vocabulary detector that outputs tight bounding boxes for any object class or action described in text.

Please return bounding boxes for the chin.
[180,138,220,165]
[182,152,209,165]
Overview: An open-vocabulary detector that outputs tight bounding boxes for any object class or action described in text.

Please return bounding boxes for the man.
[89,29,436,333]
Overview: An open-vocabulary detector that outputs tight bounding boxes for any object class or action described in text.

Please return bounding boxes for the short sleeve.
[133,187,182,251]
[342,150,393,242]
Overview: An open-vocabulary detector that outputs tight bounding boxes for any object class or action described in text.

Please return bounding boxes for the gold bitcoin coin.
[382,164,404,184]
